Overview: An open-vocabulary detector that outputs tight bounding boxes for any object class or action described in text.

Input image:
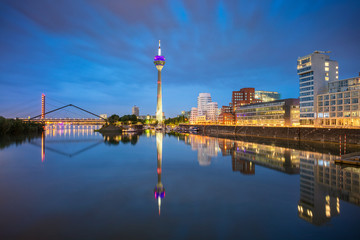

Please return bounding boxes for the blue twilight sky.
[0,0,360,118]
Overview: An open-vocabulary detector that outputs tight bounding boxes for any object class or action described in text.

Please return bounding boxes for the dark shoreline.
[180,124,360,145]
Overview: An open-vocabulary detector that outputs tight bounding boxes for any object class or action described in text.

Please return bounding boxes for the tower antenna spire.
[158,40,161,56]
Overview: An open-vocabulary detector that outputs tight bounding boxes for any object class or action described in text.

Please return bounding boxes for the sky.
[0,0,360,118]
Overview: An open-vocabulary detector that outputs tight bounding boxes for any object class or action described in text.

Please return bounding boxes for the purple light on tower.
[154,55,165,62]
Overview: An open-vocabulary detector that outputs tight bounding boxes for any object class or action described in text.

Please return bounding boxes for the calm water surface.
[0,125,359,240]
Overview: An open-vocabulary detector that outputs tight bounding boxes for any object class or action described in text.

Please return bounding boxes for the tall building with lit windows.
[297,51,338,126]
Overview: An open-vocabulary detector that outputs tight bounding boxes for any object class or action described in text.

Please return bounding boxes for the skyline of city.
[1,0,360,118]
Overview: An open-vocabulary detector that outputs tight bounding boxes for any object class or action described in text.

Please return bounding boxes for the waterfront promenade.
[180,124,360,144]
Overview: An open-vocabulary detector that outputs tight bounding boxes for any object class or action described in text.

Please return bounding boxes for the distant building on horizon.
[132,105,139,117]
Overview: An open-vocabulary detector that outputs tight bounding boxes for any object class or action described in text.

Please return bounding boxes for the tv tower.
[153,40,165,125]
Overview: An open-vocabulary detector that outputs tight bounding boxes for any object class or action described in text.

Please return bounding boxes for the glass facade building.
[235,98,300,127]
[255,90,281,102]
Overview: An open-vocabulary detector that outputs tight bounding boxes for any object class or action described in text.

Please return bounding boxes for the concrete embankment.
[180,125,360,144]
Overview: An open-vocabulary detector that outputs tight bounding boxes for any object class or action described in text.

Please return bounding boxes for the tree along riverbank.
[0,117,44,135]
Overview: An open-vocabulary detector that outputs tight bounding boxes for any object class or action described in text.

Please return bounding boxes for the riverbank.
[95,124,123,133]
[0,117,44,135]
[179,124,360,144]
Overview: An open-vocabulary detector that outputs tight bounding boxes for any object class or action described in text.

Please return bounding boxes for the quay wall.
[179,125,360,144]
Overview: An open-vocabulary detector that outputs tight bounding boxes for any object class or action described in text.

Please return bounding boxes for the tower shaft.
[156,69,163,123]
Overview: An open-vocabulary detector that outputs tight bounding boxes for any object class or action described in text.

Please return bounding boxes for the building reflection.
[179,133,360,224]
[231,141,299,175]
[154,132,165,215]
[182,134,299,174]
[298,152,360,225]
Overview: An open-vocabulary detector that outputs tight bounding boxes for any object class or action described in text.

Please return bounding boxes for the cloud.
[0,0,359,117]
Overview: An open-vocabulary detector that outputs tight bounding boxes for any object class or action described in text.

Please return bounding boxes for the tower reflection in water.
[179,134,360,225]
[154,132,165,215]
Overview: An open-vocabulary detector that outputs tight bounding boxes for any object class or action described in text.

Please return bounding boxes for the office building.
[317,75,360,127]
[297,51,338,126]
[206,102,218,122]
[197,93,212,116]
[218,112,235,125]
[255,90,281,102]
[235,98,300,127]
[132,105,139,117]
[190,107,198,124]
[232,88,262,112]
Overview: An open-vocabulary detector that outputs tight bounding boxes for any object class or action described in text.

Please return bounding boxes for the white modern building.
[197,93,212,116]
[297,51,338,126]
[206,102,218,122]
[190,93,219,124]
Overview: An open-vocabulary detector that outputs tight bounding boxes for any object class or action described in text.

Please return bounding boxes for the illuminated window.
[325,77,329,81]
[325,62,329,66]
[336,66,338,69]
[325,67,329,71]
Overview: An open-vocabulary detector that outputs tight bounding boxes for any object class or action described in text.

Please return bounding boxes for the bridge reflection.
[34,125,103,161]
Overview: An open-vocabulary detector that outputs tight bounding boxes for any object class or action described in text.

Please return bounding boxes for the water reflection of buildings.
[154,132,165,215]
[298,152,360,225]
[187,135,220,166]
[183,135,299,175]
[232,142,300,175]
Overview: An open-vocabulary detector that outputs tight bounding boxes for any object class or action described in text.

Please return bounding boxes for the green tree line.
[107,114,144,125]
[164,115,188,125]
[0,116,44,135]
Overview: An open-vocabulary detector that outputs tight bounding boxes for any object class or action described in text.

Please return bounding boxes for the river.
[0,125,359,239]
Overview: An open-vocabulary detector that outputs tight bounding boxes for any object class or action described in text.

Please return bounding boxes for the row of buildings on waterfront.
[189,51,360,128]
